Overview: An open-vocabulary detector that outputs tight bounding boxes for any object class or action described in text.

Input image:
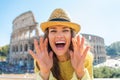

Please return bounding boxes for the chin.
[54,50,68,56]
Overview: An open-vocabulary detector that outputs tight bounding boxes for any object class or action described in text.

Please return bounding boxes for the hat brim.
[40,21,81,33]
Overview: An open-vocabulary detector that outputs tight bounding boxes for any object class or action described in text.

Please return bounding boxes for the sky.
[0,0,120,46]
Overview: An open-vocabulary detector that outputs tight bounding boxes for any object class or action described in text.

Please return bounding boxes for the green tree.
[106,41,120,56]
[94,66,120,78]
[111,68,120,78]
[106,46,117,55]
[94,67,104,78]
[0,45,9,56]
[102,67,112,78]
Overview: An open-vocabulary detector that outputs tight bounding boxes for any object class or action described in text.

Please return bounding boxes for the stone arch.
[20,44,22,51]
[16,45,18,52]
[31,43,34,51]
[24,44,28,51]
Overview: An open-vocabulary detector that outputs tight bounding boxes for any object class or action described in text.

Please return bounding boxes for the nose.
[56,31,64,38]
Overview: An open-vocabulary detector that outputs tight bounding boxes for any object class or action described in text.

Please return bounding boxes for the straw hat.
[40,8,81,33]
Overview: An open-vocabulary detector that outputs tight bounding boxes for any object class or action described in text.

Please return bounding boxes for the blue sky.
[0,0,120,46]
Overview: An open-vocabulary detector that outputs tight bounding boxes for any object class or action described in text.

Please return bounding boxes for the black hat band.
[49,18,70,22]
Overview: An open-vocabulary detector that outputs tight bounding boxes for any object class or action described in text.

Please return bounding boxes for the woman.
[29,8,93,80]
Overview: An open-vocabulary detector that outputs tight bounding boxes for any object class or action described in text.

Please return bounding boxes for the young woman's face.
[48,25,71,56]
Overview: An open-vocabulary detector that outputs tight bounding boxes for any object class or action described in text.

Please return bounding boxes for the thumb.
[28,50,37,60]
[49,51,53,59]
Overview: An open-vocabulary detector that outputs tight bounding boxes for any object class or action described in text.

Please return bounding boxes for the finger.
[82,46,90,60]
[77,35,81,51]
[39,37,44,52]
[34,39,41,54]
[72,38,77,53]
[49,51,53,59]
[80,37,85,47]
[44,38,48,56]
[77,35,81,47]
[28,50,37,60]
[79,37,85,54]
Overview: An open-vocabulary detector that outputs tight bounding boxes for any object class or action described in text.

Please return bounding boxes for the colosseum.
[8,11,39,69]
[81,34,106,65]
[8,11,106,69]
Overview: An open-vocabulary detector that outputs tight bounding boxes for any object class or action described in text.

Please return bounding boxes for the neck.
[57,52,70,62]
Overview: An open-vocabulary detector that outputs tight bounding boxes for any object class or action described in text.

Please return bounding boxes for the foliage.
[106,46,117,55]
[0,44,9,57]
[106,41,120,56]
[93,66,120,78]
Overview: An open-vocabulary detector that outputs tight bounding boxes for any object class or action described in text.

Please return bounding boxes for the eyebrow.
[49,26,69,29]
[49,27,71,32]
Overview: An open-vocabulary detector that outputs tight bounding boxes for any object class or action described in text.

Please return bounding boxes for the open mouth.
[55,41,66,49]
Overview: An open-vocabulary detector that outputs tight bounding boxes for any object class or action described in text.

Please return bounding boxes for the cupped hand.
[29,37,53,74]
[70,35,90,78]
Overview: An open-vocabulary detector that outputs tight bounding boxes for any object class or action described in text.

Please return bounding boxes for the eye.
[50,30,57,33]
[63,29,69,32]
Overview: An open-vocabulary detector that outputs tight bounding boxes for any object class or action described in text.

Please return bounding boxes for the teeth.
[56,41,65,44]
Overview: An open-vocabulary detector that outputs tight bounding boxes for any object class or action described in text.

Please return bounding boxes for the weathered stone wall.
[8,11,39,68]
[81,33,106,65]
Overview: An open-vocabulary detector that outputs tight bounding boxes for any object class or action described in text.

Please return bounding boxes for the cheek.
[48,35,54,45]
[68,33,72,40]
[66,34,72,45]
[49,39,53,45]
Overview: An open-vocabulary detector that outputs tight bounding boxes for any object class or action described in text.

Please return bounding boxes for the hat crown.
[48,8,71,21]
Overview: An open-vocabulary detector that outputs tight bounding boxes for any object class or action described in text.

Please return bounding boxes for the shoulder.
[34,60,40,73]
[86,51,94,60]
[85,51,94,65]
